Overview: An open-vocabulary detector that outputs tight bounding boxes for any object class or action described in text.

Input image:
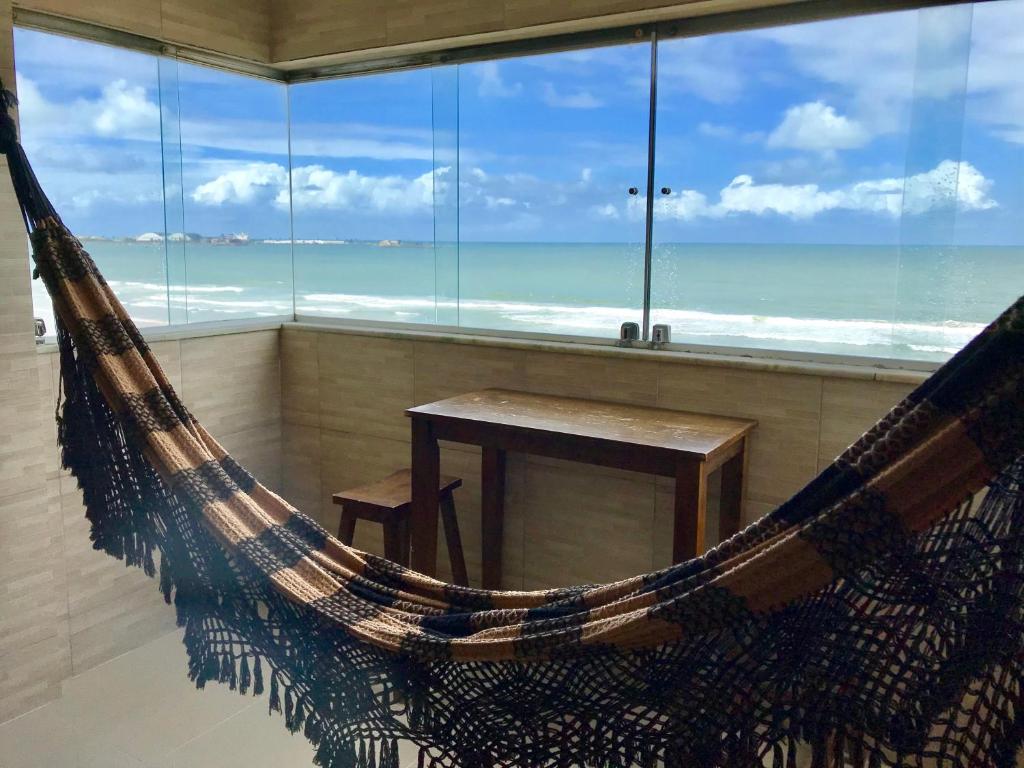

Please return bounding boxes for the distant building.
[210,232,251,245]
[136,232,164,242]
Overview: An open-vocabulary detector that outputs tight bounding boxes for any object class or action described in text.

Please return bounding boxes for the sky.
[12,0,1024,244]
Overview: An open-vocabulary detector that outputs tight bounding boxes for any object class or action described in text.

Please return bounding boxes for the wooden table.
[406,389,756,589]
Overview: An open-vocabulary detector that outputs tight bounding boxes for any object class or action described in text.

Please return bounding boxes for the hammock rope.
[7,81,1024,766]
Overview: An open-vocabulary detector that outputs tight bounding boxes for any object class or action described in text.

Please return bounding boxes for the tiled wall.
[268,0,805,64]
[0,330,281,724]
[15,0,272,61]
[0,0,67,724]
[281,326,923,590]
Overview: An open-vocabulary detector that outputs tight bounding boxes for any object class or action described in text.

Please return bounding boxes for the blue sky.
[12,0,1024,244]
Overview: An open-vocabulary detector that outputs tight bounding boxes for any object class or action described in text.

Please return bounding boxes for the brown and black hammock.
[8,82,1024,767]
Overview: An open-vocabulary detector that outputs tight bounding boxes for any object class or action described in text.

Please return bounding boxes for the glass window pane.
[174,61,292,323]
[456,45,651,337]
[650,3,1016,361]
[290,70,437,323]
[894,0,1024,358]
[15,29,168,335]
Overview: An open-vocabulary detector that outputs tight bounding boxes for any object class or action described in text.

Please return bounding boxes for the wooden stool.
[332,469,469,586]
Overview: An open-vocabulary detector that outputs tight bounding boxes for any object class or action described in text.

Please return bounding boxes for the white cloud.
[753,4,1022,144]
[767,101,870,154]
[605,159,995,222]
[962,1,1024,144]
[17,74,161,144]
[541,82,603,109]
[654,189,714,221]
[190,162,446,216]
[92,80,160,136]
[192,162,287,205]
[851,159,996,217]
[657,37,746,104]
[698,122,737,140]
[476,62,521,98]
[590,203,619,220]
[484,195,516,209]
[289,165,441,213]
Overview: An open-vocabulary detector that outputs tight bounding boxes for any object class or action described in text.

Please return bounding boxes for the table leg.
[481,447,507,590]
[673,459,708,563]
[337,506,357,545]
[382,518,405,563]
[410,418,440,576]
[719,438,747,542]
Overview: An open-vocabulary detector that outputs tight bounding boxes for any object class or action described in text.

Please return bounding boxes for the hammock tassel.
[239,653,251,695]
[269,672,281,713]
[252,655,264,696]
[284,686,295,730]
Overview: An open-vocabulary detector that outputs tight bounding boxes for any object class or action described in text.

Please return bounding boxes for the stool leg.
[440,493,469,587]
[338,507,357,546]
[383,519,405,564]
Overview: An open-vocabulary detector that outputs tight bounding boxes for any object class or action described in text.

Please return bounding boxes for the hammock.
[8,83,1024,768]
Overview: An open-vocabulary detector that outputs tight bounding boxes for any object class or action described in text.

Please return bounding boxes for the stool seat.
[332,469,468,587]
[333,469,461,513]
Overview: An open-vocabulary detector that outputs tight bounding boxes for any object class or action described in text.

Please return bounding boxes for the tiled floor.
[0,630,419,768]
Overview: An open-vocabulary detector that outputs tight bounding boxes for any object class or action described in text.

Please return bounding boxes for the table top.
[406,388,756,461]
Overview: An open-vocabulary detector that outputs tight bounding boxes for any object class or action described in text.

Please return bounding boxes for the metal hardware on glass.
[651,324,672,345]
[34,317,46,343]
[660,187,671,195]
[618,321,640,345]
[628,187,639,196]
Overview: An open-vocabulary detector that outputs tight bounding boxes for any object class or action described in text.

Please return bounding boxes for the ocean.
[31,240,1024,361]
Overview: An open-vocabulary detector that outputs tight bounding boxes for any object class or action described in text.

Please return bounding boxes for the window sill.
[34,316,291,354]
[287,318,935,386]
[33,313,937,385]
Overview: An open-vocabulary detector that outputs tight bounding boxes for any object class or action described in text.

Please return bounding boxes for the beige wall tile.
[386,0,505,45]
[17,0,163,38]
[160,0,271,61]
[281,328,319,428]
[0,351,49,499]
[522,460,655,589]
[58,477,175,674]
[0,0,69,721]
[272,0,387,60]
[0,483,66,656]
[0,633,71,723]
[37,353,60,479]
[270,0,802,63]
[180,330,281,439]
[658,364,822,513]
[148,339,182,392]
[319,333,414,442]
[524,350,660,405]
[215,422,282,493]
[818,378,914,470]
[413,340,526,407]
[282,421,322,516]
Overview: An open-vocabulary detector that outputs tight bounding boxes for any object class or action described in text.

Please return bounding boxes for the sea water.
[30,240,1024,361]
